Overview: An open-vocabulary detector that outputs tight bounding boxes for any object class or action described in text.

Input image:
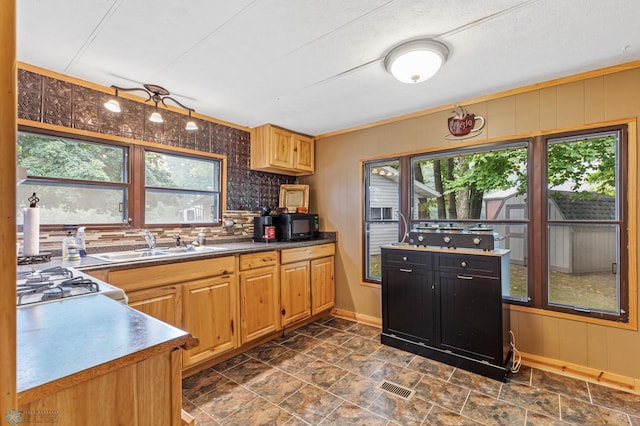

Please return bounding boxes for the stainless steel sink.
[89,246,228,262]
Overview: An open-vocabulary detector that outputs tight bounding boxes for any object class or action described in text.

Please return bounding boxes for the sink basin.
[89,246,228,262]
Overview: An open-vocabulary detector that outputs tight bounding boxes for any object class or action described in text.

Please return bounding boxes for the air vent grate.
[378,381,415,400]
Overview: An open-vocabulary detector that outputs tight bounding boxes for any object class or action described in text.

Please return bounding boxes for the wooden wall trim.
[0,0,17,417]
[17,61,251,133]
[521,352,640,395]
[317,60,640,140]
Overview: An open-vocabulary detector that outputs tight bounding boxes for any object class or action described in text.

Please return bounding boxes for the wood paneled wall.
[1,0,17,416]
[304,62,640,383]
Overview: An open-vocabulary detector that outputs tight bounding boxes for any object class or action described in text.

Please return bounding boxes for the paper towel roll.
[23,207,40,256]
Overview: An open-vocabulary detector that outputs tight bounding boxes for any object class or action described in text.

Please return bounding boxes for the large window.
[363,160,400,280]
[362,125,629,323]
[17,129,223,228]
[144,150,221,225]
[17,132,129,225]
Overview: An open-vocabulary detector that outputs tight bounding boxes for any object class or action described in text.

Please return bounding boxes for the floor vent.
[378,381,415,400]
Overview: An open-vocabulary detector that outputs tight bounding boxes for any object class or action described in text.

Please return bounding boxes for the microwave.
[274,213,319,241]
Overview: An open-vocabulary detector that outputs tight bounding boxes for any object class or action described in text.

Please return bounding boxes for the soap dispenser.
[197,228,206,246]
[62,231,74,259]
[76,227,87,257]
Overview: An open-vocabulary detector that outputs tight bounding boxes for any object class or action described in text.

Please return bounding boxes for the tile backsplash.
[18,211,258,256]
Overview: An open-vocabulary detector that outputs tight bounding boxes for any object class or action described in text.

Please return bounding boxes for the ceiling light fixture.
[103,83,197,130]
[384,39,449,84]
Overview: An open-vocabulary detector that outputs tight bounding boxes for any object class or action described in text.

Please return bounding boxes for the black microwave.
[274,213,319,241]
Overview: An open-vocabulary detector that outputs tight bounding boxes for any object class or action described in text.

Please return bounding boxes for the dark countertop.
[17,294,194,402]
[381,243,510,257]
[18,237,336,273]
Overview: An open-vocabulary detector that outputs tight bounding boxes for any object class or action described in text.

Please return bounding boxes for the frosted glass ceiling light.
[104,83,196,128]
[149,108,164,123]
[103,98,121,113]
[385,39,449,84]
[185,110,198,130]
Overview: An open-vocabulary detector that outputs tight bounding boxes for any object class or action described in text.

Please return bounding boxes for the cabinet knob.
[443,236,451,243]
[461,261,467,268]
[473,237,481,245]
[418,235,424,242]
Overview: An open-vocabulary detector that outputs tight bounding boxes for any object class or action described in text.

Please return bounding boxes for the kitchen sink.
[89,246,228,262]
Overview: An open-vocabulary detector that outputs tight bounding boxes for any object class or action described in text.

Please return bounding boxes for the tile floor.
[182,316,640,425]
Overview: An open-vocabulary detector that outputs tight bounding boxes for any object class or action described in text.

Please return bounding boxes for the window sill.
[507,304,637,331]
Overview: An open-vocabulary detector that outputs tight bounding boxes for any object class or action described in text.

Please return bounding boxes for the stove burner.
[41,286,71,301]
[16,267,102,307]
[60,276,100,292]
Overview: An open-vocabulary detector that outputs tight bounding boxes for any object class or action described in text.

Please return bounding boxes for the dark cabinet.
[381,250,434,345]
[381,246,512,382]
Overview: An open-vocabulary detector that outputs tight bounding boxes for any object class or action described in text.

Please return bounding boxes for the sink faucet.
[143,230,156,249]
[173,234,181,247]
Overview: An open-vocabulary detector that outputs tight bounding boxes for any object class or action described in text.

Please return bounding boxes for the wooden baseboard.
[520,352,640,395]
[331,308,382,327]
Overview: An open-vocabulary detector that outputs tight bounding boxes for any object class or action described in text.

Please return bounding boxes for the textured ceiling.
[16,0,640,136]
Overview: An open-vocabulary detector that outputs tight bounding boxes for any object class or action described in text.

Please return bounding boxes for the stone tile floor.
[182,316,640,425]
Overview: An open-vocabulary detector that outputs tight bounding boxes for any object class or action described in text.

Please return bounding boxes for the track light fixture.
[103,83,198,130]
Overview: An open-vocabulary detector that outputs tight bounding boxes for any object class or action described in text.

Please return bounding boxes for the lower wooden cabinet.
[240,265,280,344]
[127,286,181,328]
[311,256,335,314]
[182,274,237,367]
[280,260,311,326]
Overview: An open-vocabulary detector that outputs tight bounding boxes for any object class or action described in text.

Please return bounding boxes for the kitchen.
[3,1,640,425]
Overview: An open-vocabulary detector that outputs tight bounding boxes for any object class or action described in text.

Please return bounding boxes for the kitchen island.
[17,294,197,425]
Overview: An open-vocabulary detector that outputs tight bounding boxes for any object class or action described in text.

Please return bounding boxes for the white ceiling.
[17,0,640,136]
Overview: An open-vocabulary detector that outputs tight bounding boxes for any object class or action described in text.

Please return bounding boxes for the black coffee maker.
[253,207,276,242]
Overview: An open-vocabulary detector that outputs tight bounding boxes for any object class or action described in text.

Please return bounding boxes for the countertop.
[381,243,510,257]
[18,238,336,273]
[17,294,195,403]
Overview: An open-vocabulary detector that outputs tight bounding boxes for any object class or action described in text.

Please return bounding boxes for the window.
[17,132,129,225]
[144,150,221,225]
[363,160,400,281]
[410,142,529,301]
[362,125,629,323]
[543,130,624,318]
[16,128,223,229]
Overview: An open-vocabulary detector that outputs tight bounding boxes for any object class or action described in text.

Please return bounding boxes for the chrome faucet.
[143,230,156,249]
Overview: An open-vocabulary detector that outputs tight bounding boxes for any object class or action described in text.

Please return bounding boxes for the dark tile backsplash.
[17,68,296,211]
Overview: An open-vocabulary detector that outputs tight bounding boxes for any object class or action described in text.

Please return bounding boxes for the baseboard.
[521,352,640,395]
[331,308,381,327]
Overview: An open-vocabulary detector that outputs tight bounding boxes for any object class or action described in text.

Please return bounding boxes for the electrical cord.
[509,330,522,373]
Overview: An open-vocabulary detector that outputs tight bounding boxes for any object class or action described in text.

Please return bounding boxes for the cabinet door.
[311,256,334,314]
[438,271,502,363]
[127,286,181,328]
[382,265,435,345]
[182,274,237,367]
[280,261,311,326]
[270,127,295,169]
[294,134,314,172]
[240,265,280,344]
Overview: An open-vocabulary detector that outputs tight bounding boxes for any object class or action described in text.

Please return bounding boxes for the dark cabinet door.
[382,250,434,345]
[438,271,502,363]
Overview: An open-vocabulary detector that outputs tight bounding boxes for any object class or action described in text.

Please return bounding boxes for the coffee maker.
[253,215,276,242]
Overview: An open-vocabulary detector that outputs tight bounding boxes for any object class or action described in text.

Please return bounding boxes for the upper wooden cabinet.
[251,124,314,175]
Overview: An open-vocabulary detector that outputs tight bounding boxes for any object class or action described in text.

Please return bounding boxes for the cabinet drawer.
[382,249,430,267]
[239,251,277,270]
[108,256,236,292]
[281,243,335,264]
[436,253,499,277]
